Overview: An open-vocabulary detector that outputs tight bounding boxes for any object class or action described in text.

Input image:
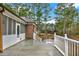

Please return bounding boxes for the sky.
[49,3,79,18]
[49,3,58,18]
[8,3,79,24]
[47,3,79,24]
[74,4,79,8]
[45,3,57,24]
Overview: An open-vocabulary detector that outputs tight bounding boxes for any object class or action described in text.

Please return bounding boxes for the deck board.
[0,39,63,56]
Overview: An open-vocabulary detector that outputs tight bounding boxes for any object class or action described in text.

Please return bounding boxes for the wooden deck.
[0,39,63,56]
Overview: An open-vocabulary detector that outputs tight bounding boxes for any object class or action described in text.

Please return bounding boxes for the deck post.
[65,34,68,56]
[54,32,56,45]
[33,32,36,40]
[0,13,3,52]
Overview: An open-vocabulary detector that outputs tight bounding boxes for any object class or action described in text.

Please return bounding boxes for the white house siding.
[3,34,25,49]
[3,35,17,49]
[2,23,25,49]
[2,22,25,49]
[20,33,25,40]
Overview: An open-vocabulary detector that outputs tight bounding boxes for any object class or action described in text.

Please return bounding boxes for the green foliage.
[4,3,53,33]
[54,3,78,35]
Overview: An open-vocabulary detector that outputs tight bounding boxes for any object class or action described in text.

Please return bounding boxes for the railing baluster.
[68,41,72,56]
[74,43,76,56]
[72,42,74,56]
[77,43,79,56]
[65,39,68,56]
[54,33,79,56]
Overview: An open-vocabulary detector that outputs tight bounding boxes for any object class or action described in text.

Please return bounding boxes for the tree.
[30,3,52,32]
[4,3,52,34]
[54,3,78,35]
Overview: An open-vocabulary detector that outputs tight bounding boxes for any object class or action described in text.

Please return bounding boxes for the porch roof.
[0,4,36,24]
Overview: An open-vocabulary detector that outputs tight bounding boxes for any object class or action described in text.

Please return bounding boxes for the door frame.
[16,23,20,40]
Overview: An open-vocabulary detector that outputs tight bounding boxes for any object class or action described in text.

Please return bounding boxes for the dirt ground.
[38,33,54,39]
[68,35,79,41]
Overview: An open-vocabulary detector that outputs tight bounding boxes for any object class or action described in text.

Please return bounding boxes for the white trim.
[65,40,68,56]
[72,42,74,56]
[2,33,25,50]
[67,38,79,43]
[74,43,76,56]
[3,10,26,24]
[12,20,13,34]
[77,43,79,56]
[56,35,79,43]
[54,34,79,56]
[16,23,20,39]
[54,44,65,56]
[56,35,65,39]
[7,17,8,35]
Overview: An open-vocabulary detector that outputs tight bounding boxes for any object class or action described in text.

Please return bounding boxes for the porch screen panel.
[13,20,16,34]
[21,24,25,33]
[23,24,25,33]
[20,24,22,33]
[3,15,7,35]
[8,18,12,35]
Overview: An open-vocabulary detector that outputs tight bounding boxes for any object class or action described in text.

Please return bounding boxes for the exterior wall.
[1,9,26,50]
[33,24,37,40]
[25,23,34,39]
[2,21,25,49]
[20,33,25,40]
[2,33,25,49]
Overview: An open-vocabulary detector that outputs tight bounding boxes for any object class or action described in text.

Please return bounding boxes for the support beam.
[0,13,3,52]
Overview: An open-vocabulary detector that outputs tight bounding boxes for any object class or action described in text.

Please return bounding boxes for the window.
[3,15,7,35]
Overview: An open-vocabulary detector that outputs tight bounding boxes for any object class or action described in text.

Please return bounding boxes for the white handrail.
[54,33,79,56]
[56,35,79,43]
[56,35,65,39]
[67,38,79,43]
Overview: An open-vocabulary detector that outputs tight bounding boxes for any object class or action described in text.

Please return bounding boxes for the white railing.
[54,33,79,56]
[33,32,36,40]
